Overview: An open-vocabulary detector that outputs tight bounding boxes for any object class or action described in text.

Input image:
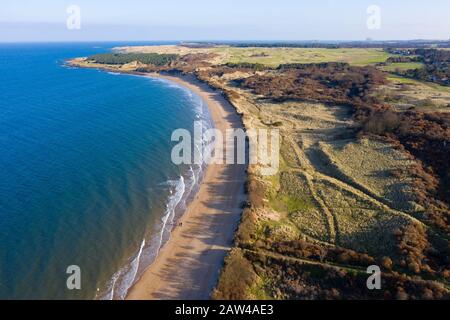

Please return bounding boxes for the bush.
[212,249,257,300]
[363,110,400,134]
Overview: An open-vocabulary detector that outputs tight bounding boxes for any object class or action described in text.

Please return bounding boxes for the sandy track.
[126,74,246,300]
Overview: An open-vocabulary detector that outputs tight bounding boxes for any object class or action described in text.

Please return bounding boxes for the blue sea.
[0,42,212,299]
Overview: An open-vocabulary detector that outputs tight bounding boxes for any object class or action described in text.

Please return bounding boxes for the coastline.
[67,58,247,299]
[125,73,247,299]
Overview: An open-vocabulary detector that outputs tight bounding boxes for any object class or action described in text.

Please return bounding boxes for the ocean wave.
[98,175,189,300]
[157,176,185,255]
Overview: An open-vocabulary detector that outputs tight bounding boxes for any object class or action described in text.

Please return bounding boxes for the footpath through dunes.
[126,74,247,300]
[255,99,422,257]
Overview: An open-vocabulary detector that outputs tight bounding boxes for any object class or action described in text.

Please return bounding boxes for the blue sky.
[0,0,449,42]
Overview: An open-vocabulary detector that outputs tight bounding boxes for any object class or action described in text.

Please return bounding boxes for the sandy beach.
[126,73,247,300]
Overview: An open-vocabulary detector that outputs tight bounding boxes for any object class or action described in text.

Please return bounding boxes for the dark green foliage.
[88,53,178,66]
[386,56,422,63]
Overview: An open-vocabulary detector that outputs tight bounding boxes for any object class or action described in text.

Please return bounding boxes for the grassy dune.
[250,99,419,256]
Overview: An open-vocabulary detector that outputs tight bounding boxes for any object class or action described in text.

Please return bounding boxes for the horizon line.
[1,38,450,44]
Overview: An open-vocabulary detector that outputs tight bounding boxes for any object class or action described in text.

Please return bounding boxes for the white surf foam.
[100,237,146,300]
[156,176,185,255]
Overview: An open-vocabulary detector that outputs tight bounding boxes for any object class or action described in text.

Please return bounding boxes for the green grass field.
[212,47,393,67]
[380,62,425,72]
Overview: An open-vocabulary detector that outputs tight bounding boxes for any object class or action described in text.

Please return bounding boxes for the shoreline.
[125,72,247,300]
[67,59,248,299]
[99,73,215,300]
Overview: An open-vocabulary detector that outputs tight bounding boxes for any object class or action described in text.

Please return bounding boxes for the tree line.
[88,53,178,66]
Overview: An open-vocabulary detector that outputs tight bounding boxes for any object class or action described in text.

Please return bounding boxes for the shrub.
[212,249,257,300]
[394,223,432,274]
[381,257,394,270]
[362,110,400,134]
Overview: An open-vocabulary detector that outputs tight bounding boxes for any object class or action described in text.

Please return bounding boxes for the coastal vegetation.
[87,53,178,66]
[70,43,450,300]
